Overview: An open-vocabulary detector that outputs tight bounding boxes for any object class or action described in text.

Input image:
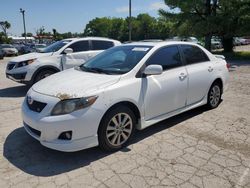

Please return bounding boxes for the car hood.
[10,52,52,62]
[32,68,121,99]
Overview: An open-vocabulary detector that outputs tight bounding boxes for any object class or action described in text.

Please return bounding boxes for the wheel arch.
[98,101,141,130]
[31,65,60,83]
[211,77,223,94]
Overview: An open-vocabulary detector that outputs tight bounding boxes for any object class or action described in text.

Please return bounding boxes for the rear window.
[91,40,114,50]
[181,45,209,64]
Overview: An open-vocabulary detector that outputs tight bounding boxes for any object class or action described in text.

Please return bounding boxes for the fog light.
[58,131,72,140]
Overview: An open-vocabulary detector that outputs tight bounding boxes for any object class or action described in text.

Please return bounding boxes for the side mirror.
[143,65,163,76]
[63,48,73,54]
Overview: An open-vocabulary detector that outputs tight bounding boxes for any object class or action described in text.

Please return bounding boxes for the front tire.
[98,106,136,152]
[34,69,56,83]
[207,82,222,109]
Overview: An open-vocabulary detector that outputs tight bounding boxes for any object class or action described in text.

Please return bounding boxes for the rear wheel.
[34,69,56,83]
[207,82,222,109]
[98,106,136,152]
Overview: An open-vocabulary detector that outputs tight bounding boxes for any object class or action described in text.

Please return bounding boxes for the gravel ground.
[0,56,250,188]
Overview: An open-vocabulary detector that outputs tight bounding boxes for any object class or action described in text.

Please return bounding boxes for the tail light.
[226,63,230,70]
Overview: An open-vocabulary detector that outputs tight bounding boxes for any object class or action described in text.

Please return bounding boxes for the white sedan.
[22,42,229,152]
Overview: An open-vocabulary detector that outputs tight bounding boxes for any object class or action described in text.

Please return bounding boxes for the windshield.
[42,40,71,53]
[80,45,152,75]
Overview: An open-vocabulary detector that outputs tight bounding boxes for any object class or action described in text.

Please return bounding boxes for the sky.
[0,0,170,36]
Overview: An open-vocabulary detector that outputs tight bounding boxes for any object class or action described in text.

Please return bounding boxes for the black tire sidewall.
[34,70,55,83]
[98,105,136,152]
[207,83,222,109]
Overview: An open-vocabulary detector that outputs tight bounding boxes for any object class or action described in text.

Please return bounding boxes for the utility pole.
[20,8,27,44]
[129,0,132,42]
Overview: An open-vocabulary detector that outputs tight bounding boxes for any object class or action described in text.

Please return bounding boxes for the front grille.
[7,63,15,70]
[25,123,41,137]
[26,98,47,113]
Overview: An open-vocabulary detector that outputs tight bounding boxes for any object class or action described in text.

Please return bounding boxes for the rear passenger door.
[180,45,214,105]
[63,40,90,69]
[88,40,114,59]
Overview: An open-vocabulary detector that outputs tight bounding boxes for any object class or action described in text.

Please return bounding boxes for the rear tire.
[34,69,56,83]
[98,106,136,152]
[206,82,222,109]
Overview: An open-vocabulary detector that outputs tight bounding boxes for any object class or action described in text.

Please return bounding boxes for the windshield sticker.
[132,47,150,52]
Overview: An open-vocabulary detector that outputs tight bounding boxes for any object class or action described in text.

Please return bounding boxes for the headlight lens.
[17,59,36,68]
[51,96,98,116]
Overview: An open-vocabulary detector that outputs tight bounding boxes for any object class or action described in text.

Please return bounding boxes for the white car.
[6,37,121,85]
[34,44,47,53]
[1,44,18,56]
[22,42,229,152]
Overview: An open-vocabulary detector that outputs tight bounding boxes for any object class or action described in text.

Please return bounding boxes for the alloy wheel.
[106,113,133,146]
[209,85,221,107]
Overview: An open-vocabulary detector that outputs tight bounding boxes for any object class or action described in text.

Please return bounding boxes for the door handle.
[208,66,214,72]
[179,73,187,80]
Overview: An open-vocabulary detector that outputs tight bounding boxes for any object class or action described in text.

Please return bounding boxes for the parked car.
[238,38,249,45]
[19,45,35,54]
[233,37,242,46]
[211,38,222,49]
[169,36,202,45]
[22,41,229,152]
[34,44,47,52]
[0,44,18,56]
[6,37,121,85]
[0,46,4,59]
[140,39,163,42]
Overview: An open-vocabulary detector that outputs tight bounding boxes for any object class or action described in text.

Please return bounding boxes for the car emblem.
[27,96,34,105]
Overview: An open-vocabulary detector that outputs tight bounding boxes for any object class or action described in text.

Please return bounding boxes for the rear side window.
[68,41,89,52]
[91,40,114,50]
[146,46,182,70]
[181,45,209,64]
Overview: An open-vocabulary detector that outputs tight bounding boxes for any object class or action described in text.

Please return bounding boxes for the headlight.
[51,96,98,116]
[16,59,36,68]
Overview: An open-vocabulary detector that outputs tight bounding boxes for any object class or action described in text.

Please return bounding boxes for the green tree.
[109,18,125,41]
[36,26,45,36]
[159,0,250,52]
[83,14,173,42]
[84,17,112,37]
[0,21,11,37]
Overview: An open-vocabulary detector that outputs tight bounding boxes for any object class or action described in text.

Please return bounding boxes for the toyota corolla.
[22,42,229,152]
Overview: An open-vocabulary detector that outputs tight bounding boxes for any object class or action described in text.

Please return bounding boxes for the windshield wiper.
[80,66,111,75]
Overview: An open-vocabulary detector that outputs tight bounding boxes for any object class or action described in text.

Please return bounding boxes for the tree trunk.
[222,36,234,52]
[204,0,212,51]
[205,34,212,51]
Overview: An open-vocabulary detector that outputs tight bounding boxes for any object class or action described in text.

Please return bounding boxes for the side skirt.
[137,97,207,130]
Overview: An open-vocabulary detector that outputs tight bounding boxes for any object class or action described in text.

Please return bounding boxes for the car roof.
[64,37,120,42]
[123,41,200,47]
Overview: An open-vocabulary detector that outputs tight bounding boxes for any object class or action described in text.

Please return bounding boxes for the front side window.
[80,45,152,75]
[181,45,209,64]
[91,40,114,50]
[146,46,182,70]
[68,40,89,52]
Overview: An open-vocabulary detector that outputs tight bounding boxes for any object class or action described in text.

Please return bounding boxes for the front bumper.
[22,89,103,152]
[6,62,35,84]
[6,72,27,83]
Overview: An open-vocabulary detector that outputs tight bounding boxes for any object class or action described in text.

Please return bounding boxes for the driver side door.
[62,40,91,69]
[143,45,188,120]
